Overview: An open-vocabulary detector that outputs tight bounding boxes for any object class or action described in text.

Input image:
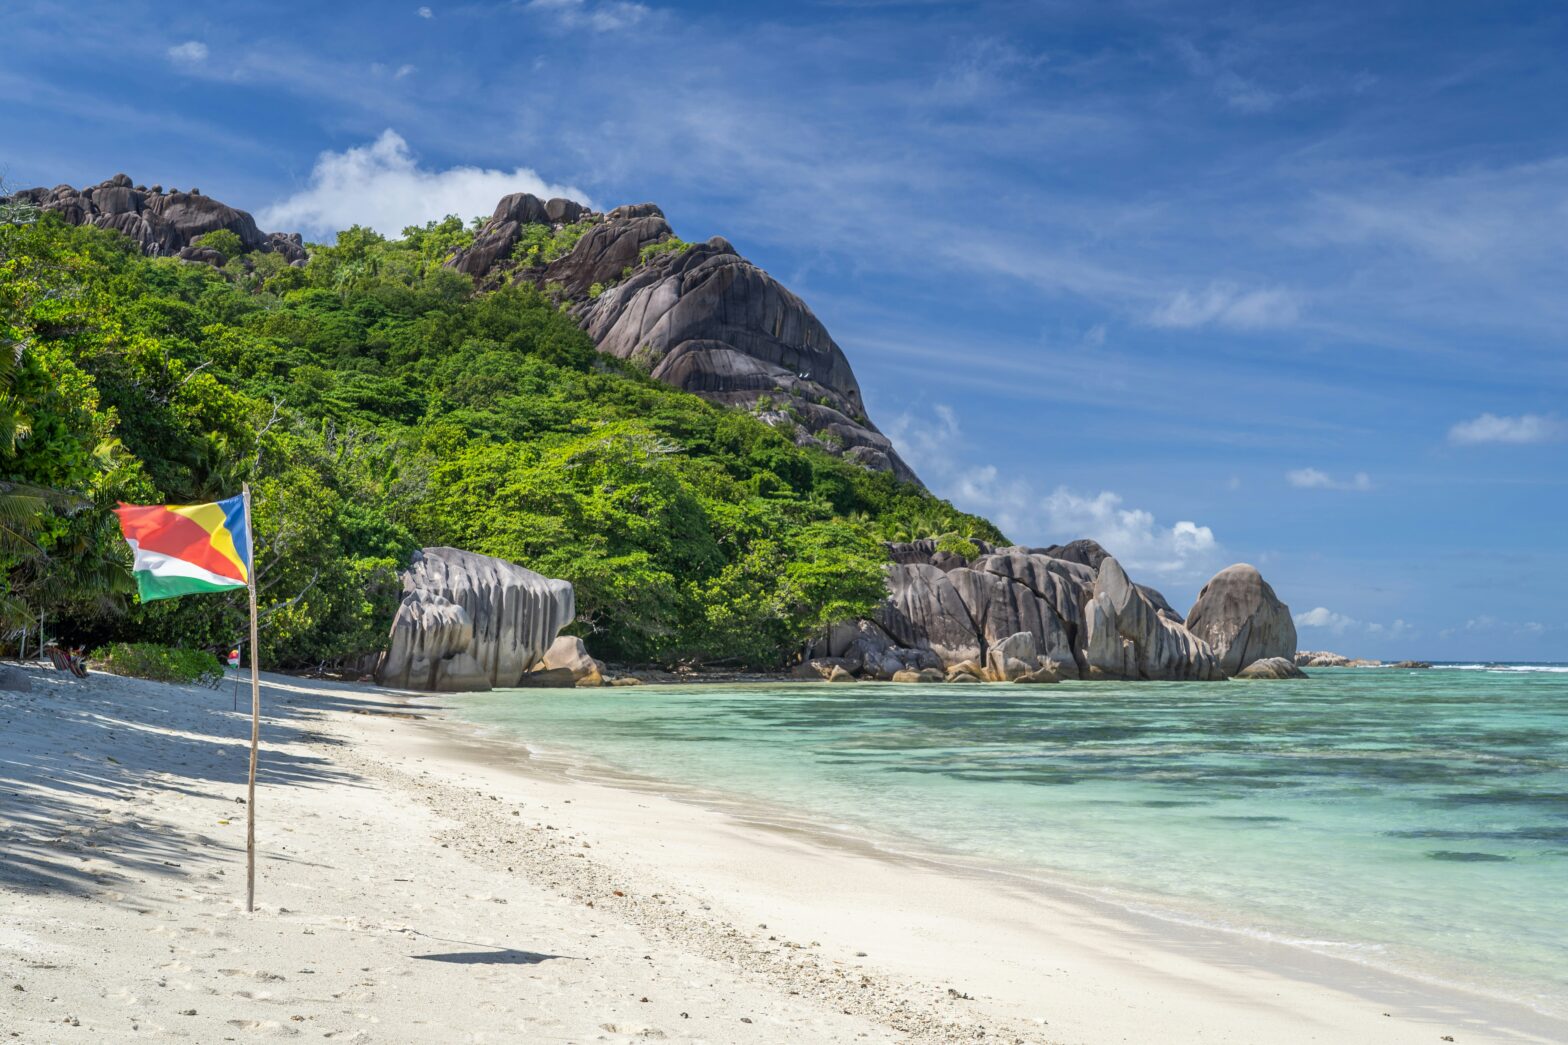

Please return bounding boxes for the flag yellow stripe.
[168,502,247,579]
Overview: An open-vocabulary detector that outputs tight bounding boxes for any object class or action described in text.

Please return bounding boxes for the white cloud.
[394,64,416,79]
[1295,607,1358,634]
[167,41,208,64]
[1148,282,1301,329]
[1447,412,1565,446]
[416,5,433,17]
[260,129,592,238]
[885,403,1220,577]
[1286,467,1372,491]
[527,0,649,32]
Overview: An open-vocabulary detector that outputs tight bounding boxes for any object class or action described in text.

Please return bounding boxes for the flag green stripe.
[135,570,246,602]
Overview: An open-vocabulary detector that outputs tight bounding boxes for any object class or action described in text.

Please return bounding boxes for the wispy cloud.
[886,402,1220,578]
[417,5,433,17]
[526,0,650,32]
[1448,412,1565,446]
[1171,38,1280,113]
[167,40,208,65]
[1286,467,1373,491]
[1148,283,1301,329]
[260,129,591,238]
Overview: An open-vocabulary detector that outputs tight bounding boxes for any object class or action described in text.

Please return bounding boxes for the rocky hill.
[8,175,308,265]
[10,178,913,481]
[449,193,914,481]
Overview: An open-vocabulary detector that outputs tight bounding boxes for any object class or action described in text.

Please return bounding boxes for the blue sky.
[6,0,1565,660]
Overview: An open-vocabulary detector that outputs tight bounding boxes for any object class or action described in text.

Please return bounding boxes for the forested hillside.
[0,210,1000,669]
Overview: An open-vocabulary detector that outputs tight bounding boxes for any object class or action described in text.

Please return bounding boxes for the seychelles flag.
[113,495,252,602]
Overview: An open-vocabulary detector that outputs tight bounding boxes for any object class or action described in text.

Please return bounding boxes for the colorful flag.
[113,495,252,602]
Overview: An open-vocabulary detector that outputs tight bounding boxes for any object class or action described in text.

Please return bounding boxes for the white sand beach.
[3,664,1564,1044]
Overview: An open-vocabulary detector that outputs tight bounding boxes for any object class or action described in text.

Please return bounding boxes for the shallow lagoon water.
[451,666,1568,1015]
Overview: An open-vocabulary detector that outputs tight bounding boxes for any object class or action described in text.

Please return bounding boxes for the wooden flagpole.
[242,482,261,913]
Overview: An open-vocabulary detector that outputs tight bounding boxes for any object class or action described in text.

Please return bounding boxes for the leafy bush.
[91,642,225,686]
[934,532,981,560]
[639,236,690,264]
[511,220,596,267]
[193,229,245,259]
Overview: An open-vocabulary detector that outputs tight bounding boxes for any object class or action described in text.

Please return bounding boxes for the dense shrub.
[91,643,225,686]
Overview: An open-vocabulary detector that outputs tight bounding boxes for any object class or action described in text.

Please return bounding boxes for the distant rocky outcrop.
[867,539,1252,682]
[375,547,574,692]
[1295,651,1383,668]
[1234,656,1307,680]
[4,175,307,265]
[1185,564,1296,675]
[448,194,917,482]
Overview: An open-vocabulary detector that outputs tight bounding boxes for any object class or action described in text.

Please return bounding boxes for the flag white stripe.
[126,539,245,588]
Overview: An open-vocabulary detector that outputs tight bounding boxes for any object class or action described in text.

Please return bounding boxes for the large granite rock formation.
[874,540,1269,682]
[3,175,307,264]
[447,194,917,482]
[1184,564,1296,675]
[375,547,575,692]
[1083,558,1223,680]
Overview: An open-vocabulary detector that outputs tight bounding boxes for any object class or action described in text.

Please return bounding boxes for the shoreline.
[431,685,1568,1035]
[3,664,1564,1043]
[438,698,1568,1026]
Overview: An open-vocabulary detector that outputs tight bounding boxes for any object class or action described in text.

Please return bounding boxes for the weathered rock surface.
[3,175,308,264]
[537,634,604,687]
[878,563,984,667]
[1185,564,1296,676]
[376,547,574,692]
[792,657,856,681]
[1234,656,1307,679]
[446,193,917,482]
[1083,558,1224,680]
[869,540,1289,682]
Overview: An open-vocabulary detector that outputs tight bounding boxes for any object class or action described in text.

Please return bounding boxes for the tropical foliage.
[0,213,1001,669]
[90,642,225,685]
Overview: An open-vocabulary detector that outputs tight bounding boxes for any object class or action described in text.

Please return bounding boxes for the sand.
[2,663,1563,1044]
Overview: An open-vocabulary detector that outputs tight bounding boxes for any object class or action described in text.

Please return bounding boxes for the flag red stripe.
[114,505,249,583]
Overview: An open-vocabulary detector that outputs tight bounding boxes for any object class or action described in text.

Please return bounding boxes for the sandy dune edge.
[2,666,1562,1043]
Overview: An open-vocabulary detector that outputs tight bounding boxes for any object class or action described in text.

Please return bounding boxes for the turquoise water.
[450,666,1568,1014]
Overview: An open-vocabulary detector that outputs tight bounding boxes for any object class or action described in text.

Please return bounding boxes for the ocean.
[449,665,1568,1016]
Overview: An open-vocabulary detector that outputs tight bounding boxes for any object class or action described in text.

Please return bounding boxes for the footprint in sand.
[226,1018,299,1036]
[218,968,288,982]
[600,1024,669,1039]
